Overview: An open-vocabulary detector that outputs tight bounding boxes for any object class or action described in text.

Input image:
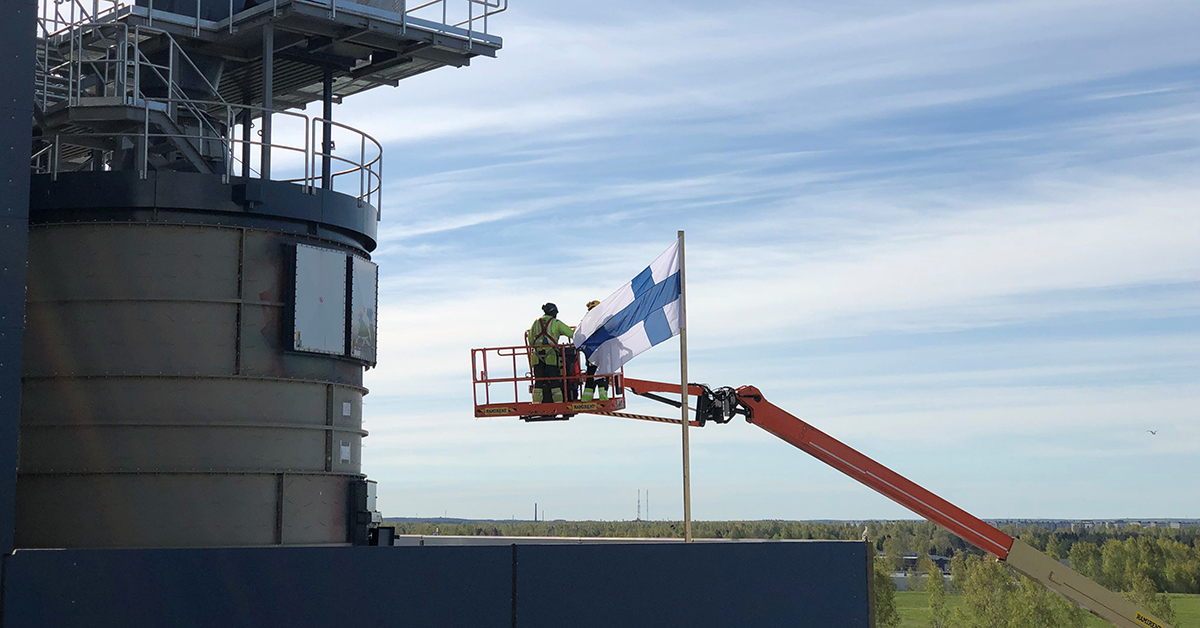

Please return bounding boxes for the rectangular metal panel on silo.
[293,245,347,355]
[349,256,378,364]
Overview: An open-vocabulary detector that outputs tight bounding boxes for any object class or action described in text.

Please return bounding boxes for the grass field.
[895,591,1200,627]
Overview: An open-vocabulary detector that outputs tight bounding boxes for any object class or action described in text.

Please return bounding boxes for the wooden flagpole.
[678,230,692,542]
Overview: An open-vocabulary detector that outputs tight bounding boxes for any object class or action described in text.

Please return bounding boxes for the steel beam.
[261,22,274,179]
[321,67,333,190]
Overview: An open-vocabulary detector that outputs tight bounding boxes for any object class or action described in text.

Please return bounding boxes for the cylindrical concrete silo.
[16,170,378,548]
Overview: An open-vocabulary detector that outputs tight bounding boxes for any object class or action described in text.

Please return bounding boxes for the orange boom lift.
[470,343,1173,628]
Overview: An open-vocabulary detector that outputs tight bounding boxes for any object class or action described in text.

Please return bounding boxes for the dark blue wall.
[3,541,870,627]
[4,546,514,628]
[516,542,872,628]
[0,0,36,557]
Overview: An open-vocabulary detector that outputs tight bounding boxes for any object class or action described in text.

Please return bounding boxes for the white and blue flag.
[574,239,682,374]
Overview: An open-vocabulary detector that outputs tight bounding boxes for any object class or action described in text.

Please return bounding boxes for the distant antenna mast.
[534,502,537,522]
[637,489,641,521]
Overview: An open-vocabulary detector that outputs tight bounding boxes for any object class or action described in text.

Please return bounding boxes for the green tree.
[1068,542,1103,580]
[882,535,906,573]
[910,553,934,591]
[931,528,957,556]
[1045,534,1070,561]
[948,553,1087,628]
[949,553,970,594]
[874,557,901,628]
[951,555,1019,628]
[1101,537,1134,590]
[1011,575,1085,628]
[1126,570,1176,625]
[926,560,949,628]
[1161,538,1200,593]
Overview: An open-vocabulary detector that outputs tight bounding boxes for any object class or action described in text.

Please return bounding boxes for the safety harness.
[532,316,556,361]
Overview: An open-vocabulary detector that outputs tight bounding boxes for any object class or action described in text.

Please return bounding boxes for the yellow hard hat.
[586,300,601,310]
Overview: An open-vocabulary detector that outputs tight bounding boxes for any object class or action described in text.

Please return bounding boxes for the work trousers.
[583,362,609,400]
[532,362,563,404]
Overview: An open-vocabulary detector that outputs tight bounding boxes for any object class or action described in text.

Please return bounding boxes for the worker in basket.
[526,302,575,404]
[581,300,609,402]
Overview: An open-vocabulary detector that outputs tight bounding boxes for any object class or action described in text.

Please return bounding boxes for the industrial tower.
[21,0,503,548]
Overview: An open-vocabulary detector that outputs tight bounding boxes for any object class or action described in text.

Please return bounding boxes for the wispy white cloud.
[349,0,1200,520]
[343,0,1200,144]
[1082,85,1190,101]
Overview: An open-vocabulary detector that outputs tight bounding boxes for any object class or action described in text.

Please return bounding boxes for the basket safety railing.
[471,343,624,412]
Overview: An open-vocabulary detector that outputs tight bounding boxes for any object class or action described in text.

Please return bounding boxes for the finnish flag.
[574,239,682,374]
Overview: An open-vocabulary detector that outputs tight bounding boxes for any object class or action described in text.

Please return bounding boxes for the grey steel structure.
[19,0,503,548]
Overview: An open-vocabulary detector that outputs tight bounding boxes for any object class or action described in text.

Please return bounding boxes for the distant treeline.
[873,521,1200,593]
[383,519,869,541]
[382,519,1200,594]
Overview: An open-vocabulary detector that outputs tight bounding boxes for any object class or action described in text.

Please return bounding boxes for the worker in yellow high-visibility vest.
[580,299,609,402]
[526,302,574,404]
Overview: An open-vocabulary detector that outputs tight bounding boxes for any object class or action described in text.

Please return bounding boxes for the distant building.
[900,553,952,574]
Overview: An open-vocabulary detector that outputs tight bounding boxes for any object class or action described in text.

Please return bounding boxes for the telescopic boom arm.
[620,378,1172,628]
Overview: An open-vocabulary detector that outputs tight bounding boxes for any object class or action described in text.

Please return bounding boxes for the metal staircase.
[30,0,505,213]
[33,17,233,176]
[34,37,74,114]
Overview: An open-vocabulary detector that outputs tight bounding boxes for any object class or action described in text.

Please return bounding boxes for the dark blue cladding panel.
[3,545,512,628]
[3,541,868,627]
[515,542,870,628]
[0,0,35,557]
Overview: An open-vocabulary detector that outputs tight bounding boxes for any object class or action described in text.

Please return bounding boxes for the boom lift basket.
[471,343,626,420]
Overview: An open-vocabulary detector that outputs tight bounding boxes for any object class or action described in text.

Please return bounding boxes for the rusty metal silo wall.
[16,171,377,548]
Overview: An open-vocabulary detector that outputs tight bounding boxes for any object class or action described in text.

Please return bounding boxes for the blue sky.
[340,0,1199,522]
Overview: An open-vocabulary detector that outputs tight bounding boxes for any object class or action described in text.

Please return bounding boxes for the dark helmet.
[542,302,558,316]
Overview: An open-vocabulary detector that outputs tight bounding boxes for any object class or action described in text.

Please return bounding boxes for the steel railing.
[472,343,623,409]
[32,97,383,214]
[310,117,383,214]
[39,0,505,42]
[30,0,480,217]
[38,0,125,38]
[399,0,505,44]
[34,0,504,117]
